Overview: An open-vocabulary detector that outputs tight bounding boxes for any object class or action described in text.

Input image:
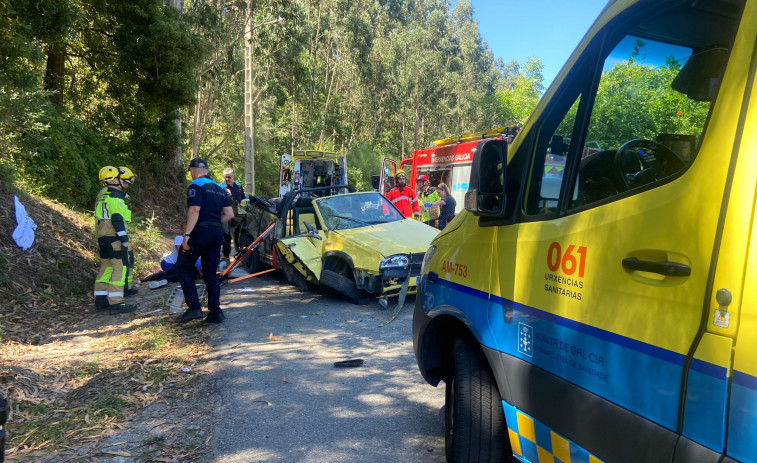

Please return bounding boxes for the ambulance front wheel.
[445,337,508,463]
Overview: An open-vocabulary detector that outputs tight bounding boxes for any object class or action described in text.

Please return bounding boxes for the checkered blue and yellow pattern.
[503,402,604,463]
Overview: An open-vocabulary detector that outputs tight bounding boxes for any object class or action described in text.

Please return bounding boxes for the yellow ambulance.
[413,0,757,462]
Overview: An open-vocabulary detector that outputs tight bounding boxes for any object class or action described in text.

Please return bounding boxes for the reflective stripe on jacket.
[386,186,419,218]
[419,189,441,222]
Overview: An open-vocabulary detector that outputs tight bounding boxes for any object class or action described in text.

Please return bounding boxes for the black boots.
[179,308,204,322]
[95,296,137,314]
[204,310,225,324]
[109,303,137,313]
[124,281,138,296]
[179,308,225,324]
[95,295,110,312]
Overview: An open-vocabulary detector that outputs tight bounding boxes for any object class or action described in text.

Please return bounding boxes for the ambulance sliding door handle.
[622,257,691,277]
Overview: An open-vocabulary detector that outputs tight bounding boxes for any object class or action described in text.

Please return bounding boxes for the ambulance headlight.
[380,254,410,270]
[421,245,436,276]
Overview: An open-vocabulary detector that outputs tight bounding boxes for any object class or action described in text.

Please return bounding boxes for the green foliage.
[128,214,167,277]
[347,142,384,192]
[14,108,111,208]
[12,392,131,450]
[72,361,101,378]
[496,58,545,125]
[588,52,710,149]
[133,323,173,354]
[183,0,511,194]
[92,394,130,420]
[3,0,536,205]
[2,0,208,210]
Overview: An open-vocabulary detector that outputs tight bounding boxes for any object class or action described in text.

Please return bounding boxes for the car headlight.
[379,254,410,270]
[421,245,436,276]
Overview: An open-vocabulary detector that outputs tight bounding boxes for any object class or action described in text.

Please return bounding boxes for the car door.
[485,2,750,462]
[277,199,326,281]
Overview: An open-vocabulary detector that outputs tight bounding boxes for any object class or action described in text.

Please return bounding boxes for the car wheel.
[243,248,263,273]
[445,338,508,463]
[320,269,364,302]
[278,257,308,292]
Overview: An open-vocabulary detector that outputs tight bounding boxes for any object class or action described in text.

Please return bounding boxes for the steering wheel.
[613,139,684,190]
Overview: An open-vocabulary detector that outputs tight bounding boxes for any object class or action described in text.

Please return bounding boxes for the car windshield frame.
[315,192,404,231]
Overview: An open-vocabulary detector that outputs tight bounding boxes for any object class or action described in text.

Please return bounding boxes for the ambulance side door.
[721,10,757,459]
[486,3,748,462]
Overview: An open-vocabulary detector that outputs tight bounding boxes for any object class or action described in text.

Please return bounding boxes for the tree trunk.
[168,0,184,178]
[192,85,203,157]
[44,43,65,107]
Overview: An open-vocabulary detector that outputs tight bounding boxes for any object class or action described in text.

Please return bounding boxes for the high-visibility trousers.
[94,237,127,305]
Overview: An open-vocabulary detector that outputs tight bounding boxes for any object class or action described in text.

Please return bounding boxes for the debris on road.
[268,332,285,342]
[333,359,364,368]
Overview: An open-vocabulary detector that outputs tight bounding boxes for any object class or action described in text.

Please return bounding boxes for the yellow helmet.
[99,166,120,185]
[118,166,136,184]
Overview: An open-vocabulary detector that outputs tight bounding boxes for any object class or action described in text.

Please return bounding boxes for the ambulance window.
[524,96,583,216]
[522,0,737,217]
[568,0,737,209]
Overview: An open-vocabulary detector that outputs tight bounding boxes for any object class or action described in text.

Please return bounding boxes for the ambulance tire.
[320,269,369,304]
[445,338,507,463]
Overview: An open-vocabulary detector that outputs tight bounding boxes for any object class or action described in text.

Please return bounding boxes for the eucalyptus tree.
[496,57,545,126]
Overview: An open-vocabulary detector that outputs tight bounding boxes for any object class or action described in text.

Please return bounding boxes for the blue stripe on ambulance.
[424,276,752,456]
[728,372,757,461]
[683,358,728,452]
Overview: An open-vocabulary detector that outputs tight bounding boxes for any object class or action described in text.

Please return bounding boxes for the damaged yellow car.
[273,187,439,303]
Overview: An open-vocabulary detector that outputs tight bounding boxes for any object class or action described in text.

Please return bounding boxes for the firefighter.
[386,171,419,219]
[118,166,138,296]
[417,174,441,226]
[94,166,136,314]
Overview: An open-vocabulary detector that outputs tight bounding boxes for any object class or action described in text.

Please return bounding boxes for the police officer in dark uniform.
[177,158,235,323]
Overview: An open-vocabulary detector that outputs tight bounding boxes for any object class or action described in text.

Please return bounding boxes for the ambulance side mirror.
[371,175,380,191]
[465,139,507,216]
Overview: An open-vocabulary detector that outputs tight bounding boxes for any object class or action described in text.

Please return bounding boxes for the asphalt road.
[206,274,446,463]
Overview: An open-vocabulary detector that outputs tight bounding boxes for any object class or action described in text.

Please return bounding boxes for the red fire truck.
[378,125,520,214]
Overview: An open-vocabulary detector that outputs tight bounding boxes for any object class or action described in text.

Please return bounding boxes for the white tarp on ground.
[12,195,36,250]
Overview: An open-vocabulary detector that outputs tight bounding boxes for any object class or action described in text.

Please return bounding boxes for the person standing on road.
[178,158,234,324]
[417,175,441,227]
[118,166,138,297]
[94,166,137,314]
[221,167,245,261]
[385,172,419,219]
[428,183,456,230]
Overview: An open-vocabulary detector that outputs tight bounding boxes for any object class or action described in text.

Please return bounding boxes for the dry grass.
[0,178,212,459]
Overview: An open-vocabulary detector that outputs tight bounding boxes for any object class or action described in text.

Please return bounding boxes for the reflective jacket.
[96,188,131,249]
[386,186,419,218]
[418,188,441,222]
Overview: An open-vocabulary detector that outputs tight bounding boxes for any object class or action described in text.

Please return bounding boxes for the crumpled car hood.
[330,219,438,258]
